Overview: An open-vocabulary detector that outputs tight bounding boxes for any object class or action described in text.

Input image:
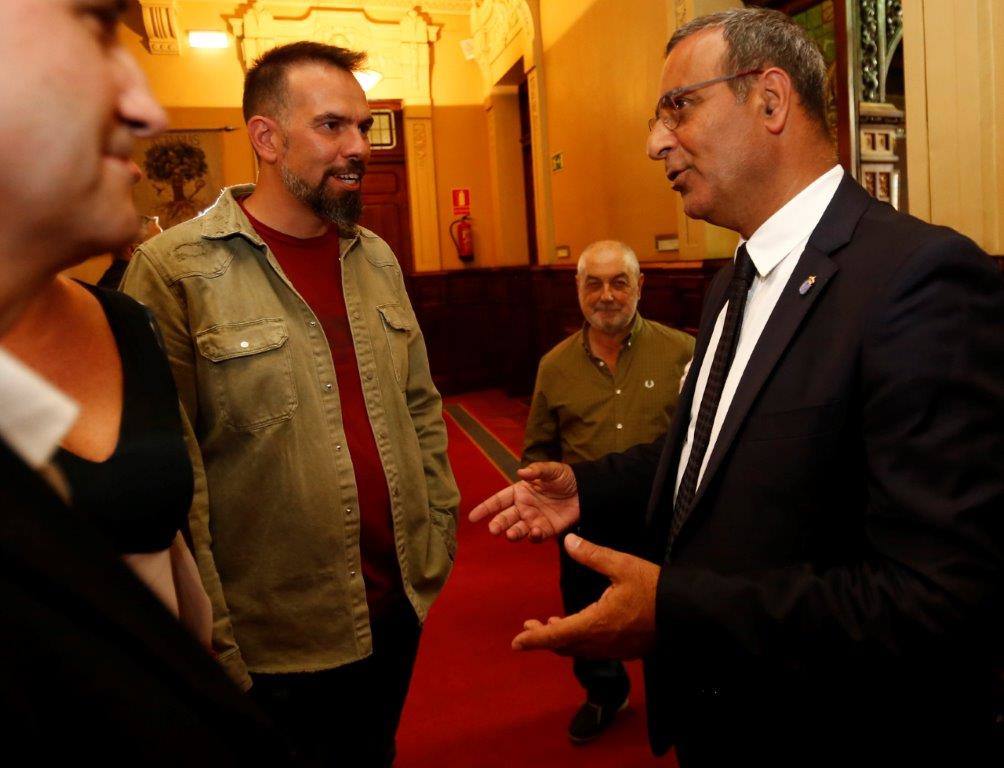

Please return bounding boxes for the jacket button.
[309,321,317,327]
[324,383,333,391]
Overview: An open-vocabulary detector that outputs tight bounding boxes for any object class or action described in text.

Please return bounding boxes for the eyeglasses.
[647,69,763,132]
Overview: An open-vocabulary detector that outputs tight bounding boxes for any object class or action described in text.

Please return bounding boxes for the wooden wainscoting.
[406,262,725,397]
[411,254,1004,396]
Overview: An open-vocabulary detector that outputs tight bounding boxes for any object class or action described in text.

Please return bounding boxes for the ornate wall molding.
[227,2,441,105]
[139,0,181,55]
[469,0,534,86]
[404,115,443,271]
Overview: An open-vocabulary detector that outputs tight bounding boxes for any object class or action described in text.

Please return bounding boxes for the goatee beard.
[280,164,364,233]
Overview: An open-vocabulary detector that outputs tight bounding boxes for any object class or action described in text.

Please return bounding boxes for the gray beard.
[280,164,363,233]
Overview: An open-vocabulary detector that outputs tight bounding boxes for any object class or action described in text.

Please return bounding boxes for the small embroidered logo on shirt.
[644,379,655,389]
[798,275,817,296]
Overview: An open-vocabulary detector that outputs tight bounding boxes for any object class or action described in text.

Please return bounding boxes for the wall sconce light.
[188,31,229,49]
[354,69,383,93]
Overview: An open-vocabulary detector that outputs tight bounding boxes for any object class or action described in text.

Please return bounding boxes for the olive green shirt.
[522,314,695,466]
[121,185,459,689]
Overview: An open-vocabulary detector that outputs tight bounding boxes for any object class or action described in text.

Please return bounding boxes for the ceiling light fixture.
[188,31,229,49]
[354,69,383,93]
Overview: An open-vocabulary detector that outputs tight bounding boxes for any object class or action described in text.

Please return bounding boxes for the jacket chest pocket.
[376,303,411,391]
[195,318,298,431]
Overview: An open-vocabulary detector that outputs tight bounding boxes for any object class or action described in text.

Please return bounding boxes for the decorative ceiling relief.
[469,0,534,85]
[227,2,441,105]
[139,0,181,55]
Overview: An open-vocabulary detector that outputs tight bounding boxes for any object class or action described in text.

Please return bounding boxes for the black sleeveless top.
[54,284,193,554]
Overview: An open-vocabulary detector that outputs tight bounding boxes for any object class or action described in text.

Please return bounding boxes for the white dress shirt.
[0,347,79,469]
[674,165,844,501]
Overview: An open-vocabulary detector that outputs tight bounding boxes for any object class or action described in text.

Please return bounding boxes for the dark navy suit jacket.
[573,176,1003,763]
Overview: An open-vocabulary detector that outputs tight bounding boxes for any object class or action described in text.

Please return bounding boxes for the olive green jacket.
[121,185,459,689]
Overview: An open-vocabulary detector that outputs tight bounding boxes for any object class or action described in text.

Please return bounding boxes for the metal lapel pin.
[798,275,817,295]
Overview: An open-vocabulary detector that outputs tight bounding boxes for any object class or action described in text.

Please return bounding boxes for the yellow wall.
[539,0,679,264]
[433,105,499,270]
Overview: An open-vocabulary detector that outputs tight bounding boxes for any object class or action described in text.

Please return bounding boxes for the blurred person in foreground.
[0,1,287,763]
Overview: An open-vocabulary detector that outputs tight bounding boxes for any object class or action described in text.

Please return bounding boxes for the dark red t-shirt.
[239,201,403,618]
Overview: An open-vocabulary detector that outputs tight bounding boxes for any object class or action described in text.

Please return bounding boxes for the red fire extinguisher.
[450,215,475,262]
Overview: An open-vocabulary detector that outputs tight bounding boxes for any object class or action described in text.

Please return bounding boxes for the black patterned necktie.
[669,243,757,547]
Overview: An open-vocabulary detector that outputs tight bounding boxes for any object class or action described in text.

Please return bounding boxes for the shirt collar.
[201,184,363,258]
[740,164,844,278]
[0,348,79,469]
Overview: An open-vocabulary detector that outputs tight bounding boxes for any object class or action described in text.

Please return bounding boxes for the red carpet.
[446,388,530,458]
[396,392,676,767]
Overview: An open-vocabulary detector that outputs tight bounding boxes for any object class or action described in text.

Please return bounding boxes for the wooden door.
[359,101,413,274]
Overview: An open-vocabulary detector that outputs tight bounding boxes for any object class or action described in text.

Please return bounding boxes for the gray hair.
[666,8,828,133]
[576,240,640,280]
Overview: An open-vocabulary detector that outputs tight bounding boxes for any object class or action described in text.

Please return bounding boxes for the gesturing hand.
[512,534,659,659]
[468,461,580,542]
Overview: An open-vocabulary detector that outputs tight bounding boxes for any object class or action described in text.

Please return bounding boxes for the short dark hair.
[666,8,829,134]
[242,41,367,123]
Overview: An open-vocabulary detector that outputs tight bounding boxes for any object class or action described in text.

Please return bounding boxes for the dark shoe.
[567,694,629,744]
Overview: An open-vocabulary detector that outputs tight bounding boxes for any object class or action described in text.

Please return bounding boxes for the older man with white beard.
[521,239,694,743]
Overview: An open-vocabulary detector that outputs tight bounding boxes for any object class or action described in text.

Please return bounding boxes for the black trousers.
[250,605,421,768]
[558,540,630,704]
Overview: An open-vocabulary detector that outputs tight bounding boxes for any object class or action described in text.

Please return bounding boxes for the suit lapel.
[666,175,873,549]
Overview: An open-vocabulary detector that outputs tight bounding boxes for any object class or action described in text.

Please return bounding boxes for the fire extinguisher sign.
[451,188,471,216]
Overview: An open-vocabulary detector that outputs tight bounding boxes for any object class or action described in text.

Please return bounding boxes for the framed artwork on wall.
[132,129,226,229]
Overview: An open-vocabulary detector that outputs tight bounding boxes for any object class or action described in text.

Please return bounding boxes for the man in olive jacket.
[122,42,458,767]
